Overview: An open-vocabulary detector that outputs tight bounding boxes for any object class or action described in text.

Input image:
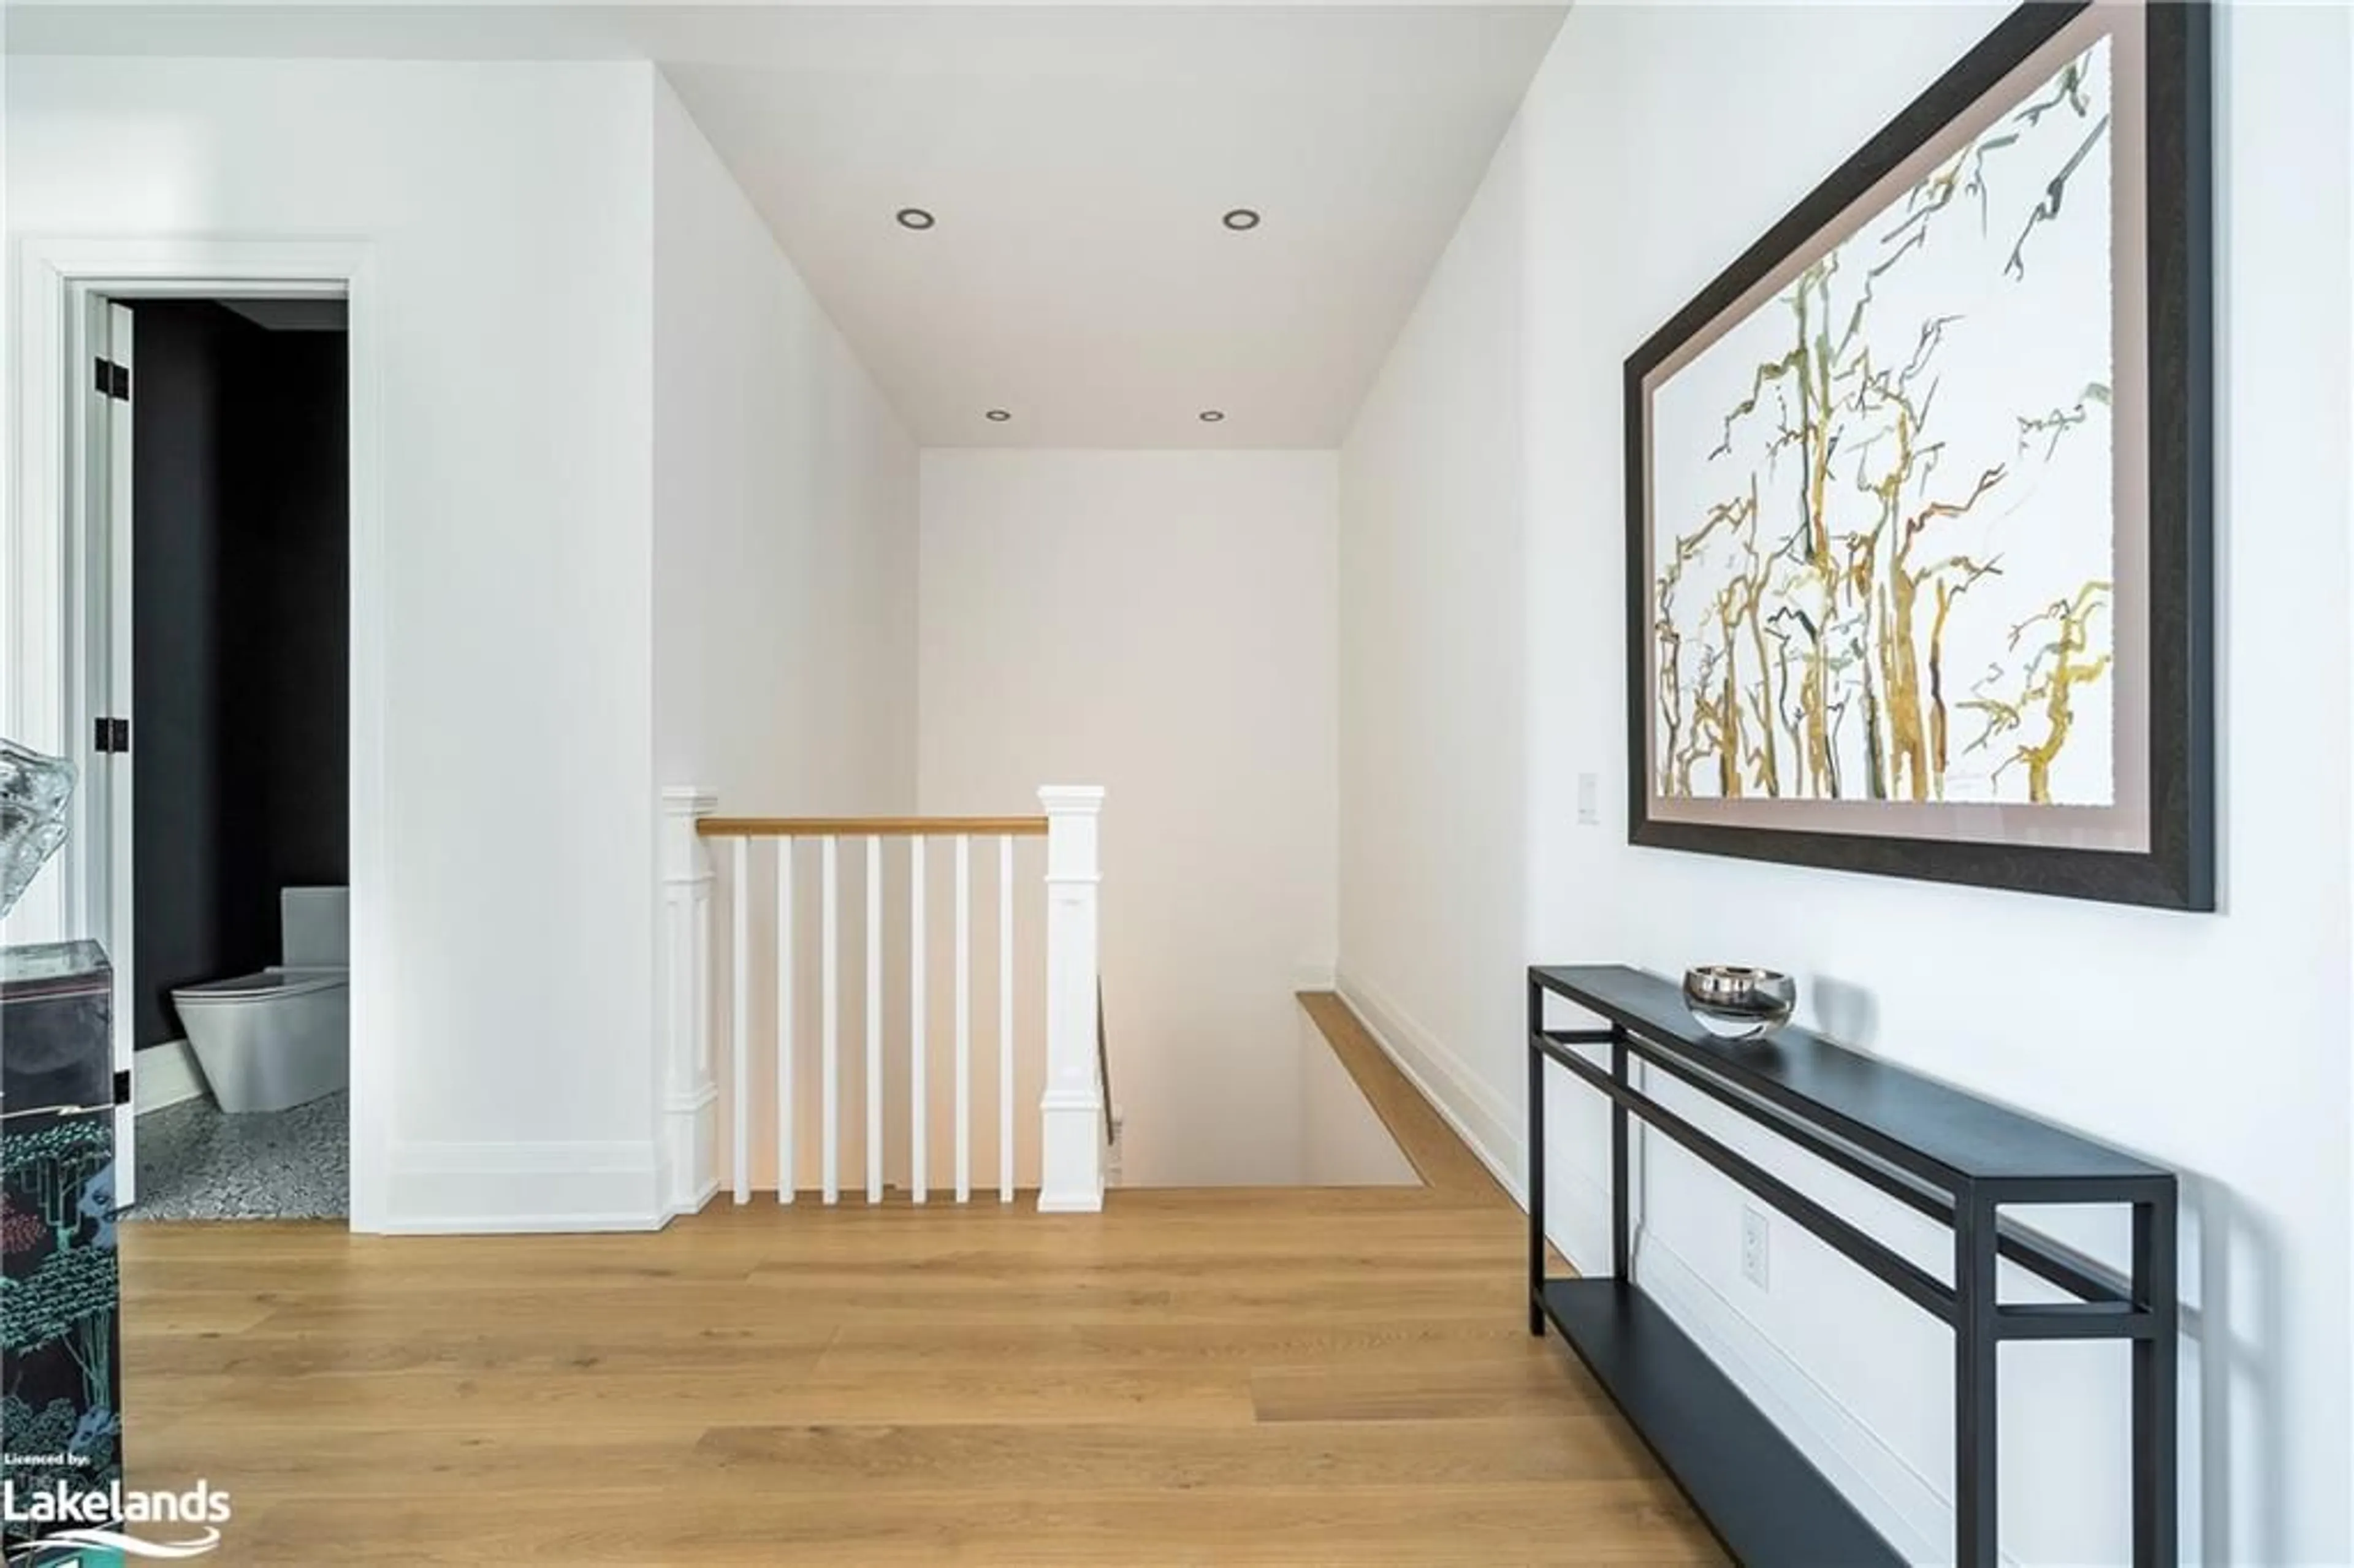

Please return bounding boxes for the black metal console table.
[1526,965,2176,1567]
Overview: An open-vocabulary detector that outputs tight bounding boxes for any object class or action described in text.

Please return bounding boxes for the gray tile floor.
[132,1089,348,1220]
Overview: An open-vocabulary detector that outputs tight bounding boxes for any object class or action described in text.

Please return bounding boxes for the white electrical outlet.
[1741,1206,1770,1290]
[1575,772,1600,825]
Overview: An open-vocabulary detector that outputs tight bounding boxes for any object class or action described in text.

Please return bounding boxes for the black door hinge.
[93,717,130,754]
[113,1068,132,1108]
[94,357,131,402]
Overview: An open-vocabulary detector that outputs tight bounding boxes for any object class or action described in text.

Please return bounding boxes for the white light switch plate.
[1575,773,1600,825]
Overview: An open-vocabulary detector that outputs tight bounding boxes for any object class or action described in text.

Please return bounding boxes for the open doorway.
[15,240,386,1231]
[82,292,353,1221]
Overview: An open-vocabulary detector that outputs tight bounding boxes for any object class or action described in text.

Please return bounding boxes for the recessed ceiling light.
[896,207,937,230]
[1198,409,1226,423]
[985,408,1012,422]
[1221,208,1261,232]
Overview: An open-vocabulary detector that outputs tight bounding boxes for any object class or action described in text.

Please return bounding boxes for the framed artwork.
[1625,0,2212,910]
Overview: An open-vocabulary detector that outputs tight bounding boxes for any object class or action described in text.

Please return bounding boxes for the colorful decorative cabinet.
[2,941,123,1551]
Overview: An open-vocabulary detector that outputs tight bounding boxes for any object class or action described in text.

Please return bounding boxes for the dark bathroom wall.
[129,302,232,1051]
[129,302,348,1049]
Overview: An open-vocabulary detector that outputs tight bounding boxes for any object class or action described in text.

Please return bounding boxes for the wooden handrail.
[698,815,1049,839]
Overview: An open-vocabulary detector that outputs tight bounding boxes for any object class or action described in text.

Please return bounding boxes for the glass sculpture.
[1,740,75,921]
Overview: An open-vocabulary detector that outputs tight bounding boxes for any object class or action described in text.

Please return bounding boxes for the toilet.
[173,887,349,1114]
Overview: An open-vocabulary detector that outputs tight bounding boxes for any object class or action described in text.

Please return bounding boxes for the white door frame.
[8,237,389,1231]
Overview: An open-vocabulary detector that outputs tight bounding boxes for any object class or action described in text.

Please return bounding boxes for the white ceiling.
[6,4,1568,447]
[658,8,1566,447]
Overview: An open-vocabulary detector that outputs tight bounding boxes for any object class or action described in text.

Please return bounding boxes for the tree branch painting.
[1648,38,2116,809]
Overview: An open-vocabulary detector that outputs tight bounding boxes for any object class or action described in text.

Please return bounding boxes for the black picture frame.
[1623,0,2213,911]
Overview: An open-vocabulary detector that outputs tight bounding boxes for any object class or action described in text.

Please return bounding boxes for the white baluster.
[776,837,795,1205]
[954,834,972,1204]
[910,837,928,1205]
[731,836,750,1205]
[657,786,718,1221]
[1038,786,1106,1214]
[821,835,840,1205]
[999,833,1015,1204]
[867,834,883,1205]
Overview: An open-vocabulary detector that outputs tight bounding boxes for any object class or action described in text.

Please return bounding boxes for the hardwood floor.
[117,997,1720,1564]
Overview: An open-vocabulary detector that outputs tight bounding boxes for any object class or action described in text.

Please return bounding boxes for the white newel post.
[1037,785,1107,1213]
[658,786,720,1220]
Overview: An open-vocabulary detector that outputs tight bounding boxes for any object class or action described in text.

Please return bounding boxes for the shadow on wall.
[2184,1170,2281,1566]
[1811,975,1880,1052]
[1807,971,2277,1559]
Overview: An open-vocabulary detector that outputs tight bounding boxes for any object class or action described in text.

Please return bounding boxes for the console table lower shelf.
[1536,1277,1899,1567]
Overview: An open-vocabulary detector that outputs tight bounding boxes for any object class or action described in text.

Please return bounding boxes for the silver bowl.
[1682,965,1795,1041]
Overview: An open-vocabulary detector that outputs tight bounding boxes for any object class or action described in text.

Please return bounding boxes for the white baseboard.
[1329,969,1962,1565]
[133,1040,207,1114]
[1635,1233,1953,1563]
[1331,969,1524,1203]
[383,1140,662,1233]
[1542,1159,1613,1277]
[669,1176,721,1222]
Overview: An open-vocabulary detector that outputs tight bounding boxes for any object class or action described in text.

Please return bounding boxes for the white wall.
[652,75,917,817]
[650,75,920,1196]
[920,451,1338,1187]
[1340,6,2352,1564]
[7,57,662,1230]
[1337,104,1531,1173]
